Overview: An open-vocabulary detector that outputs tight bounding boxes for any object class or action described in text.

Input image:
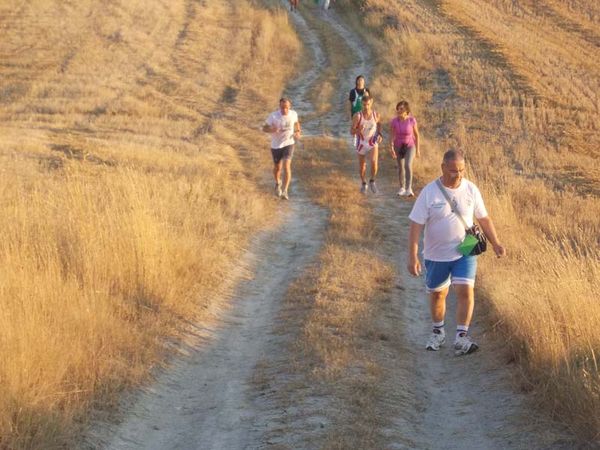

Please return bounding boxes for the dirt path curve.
[91,197,327,449]
[87,4,335,450]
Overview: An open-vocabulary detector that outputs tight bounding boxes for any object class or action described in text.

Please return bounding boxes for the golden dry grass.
[338,0,600,441]
[0,0,300,447]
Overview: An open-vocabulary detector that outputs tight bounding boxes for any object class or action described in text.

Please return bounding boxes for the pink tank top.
[391,116,417,147]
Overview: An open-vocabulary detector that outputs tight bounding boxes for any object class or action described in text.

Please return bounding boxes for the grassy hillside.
[0,0,299,447]
[337,0,600,440]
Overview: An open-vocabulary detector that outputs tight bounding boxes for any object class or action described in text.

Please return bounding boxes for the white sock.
[456,325,469,341]
[433,321,445,334]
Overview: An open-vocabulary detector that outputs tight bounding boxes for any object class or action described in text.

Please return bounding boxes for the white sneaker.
[281,190,289,200]
[406,189,415,197]
[426,329,446,351]
[454,335,479,356]
[369,180,378,194]
[275,182,282,197]
[360,182,367,194]
[397,188,406,197]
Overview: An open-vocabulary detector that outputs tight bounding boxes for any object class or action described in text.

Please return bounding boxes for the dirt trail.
[89,3,576,449]
[89,197,327,449]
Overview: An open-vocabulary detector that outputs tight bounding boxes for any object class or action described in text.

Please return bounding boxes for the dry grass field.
[2,0,600,446]
[0,0,299,447]
[338,0,600,440]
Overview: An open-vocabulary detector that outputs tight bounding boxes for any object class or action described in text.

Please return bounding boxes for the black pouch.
[466,224,487,255]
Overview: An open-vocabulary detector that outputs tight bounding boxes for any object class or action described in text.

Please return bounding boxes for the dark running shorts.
[271,144,295,164]
[394,144,413,159]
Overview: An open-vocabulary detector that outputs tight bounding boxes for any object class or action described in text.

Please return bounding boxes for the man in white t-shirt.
[407,149,506,356]
[262,98,301,200]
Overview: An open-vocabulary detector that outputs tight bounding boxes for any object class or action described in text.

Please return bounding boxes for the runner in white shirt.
[262,98,301,200]
[407,149,506,355]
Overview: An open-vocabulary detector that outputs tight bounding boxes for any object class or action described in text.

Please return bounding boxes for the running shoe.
[406,189,415,197]
[397,188,406,197]
[275,182,282,197]
[369,180,378,194]
[425,329,446,351]
[281,190,289,200]
[454,335,479,356]
[360,182,368,194]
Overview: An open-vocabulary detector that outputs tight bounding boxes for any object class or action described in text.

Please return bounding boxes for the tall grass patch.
[0,0,300,447]
[337,0,600,441]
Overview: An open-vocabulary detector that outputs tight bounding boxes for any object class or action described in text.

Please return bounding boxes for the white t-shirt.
[409,178,488,262]
[265,110,299,149]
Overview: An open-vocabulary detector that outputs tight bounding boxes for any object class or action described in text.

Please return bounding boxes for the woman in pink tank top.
[389,100,420,197]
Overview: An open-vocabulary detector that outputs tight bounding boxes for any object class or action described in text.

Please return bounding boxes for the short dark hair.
[279,97,291,105]
[396,100,410,113]
[355,75,365,84]
[443,148,465,163]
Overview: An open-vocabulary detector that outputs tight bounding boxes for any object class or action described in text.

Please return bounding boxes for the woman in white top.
[351,95,382,194]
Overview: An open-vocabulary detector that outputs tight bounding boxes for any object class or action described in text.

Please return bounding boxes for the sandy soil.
[87,2,578,449]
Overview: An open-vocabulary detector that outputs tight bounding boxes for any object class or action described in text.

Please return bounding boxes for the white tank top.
[356,110,378,149]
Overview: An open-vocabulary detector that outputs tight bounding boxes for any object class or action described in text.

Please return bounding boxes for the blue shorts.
[424,256,477,293]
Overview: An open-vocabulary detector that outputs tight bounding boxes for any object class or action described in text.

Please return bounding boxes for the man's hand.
[492,243,506,258]
[390,147,397,159]
[407,255,422,276]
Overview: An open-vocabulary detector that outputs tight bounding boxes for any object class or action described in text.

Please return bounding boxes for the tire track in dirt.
[86,3,331,449]
[419,0,542,105]
[529,1,600,49]
[89,199,326,450]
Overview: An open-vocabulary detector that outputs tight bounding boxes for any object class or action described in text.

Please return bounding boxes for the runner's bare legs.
[358,154,367,184]
[283,159,292,193]
[273,161,283,186]
[370,146,379,181]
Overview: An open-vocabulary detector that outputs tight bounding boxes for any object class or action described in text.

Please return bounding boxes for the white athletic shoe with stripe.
[454,335,479,356]
[426,329,446,351]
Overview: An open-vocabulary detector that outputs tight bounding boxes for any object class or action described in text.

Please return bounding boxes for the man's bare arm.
[407,220,424,276]
[478,216,506,257]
